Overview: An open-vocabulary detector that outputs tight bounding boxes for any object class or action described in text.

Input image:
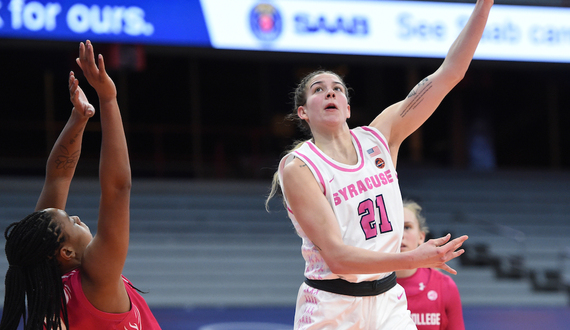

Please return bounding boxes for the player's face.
[299,73,350,130]
[400,208,425,253]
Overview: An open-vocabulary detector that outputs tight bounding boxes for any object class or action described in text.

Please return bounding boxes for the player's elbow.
[327,261,350,274]
[103,177,132,198]
[435,65,467,90]
[443,67,466,88]
[116,178,132,195]
[323,254,353,275]
[451,70,466,86]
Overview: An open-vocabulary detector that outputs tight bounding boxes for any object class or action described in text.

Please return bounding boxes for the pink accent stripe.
[294,150,327,196]
[362,126,390,153]
[306,131,364,172]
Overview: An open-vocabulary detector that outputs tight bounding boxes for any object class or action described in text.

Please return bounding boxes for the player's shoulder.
[352,126,377,139]
[281,155,314,181]
[352,126,391,151]
[283,154,306,168]
[280,143,308,170]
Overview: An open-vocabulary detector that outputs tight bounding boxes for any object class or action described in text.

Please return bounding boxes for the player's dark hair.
[0,210,69,330]
[266,70,351,211]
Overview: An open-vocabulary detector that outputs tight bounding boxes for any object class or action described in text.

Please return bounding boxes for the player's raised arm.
[371,0,494,164]
[75,40,132,311]
[35,72,95,211]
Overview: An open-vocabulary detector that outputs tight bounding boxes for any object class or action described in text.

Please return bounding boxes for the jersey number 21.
[358,194,393,240]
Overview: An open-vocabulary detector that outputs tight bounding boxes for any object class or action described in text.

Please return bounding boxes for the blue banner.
[0,0,211,46]
[2,0,570,63]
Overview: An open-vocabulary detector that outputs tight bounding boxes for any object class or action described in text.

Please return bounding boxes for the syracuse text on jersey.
[333,169,395,206]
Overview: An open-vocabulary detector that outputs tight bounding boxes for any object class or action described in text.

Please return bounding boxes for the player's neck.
[313,128,357,165]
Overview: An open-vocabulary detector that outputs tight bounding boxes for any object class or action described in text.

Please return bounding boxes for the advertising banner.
[1,0,570,63]
[201,0,570,63]
[0,0,210,46]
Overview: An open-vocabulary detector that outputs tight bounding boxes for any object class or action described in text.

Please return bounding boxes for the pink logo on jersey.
[427,290,438,301]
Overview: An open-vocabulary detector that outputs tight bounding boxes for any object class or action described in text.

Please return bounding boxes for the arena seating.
[0,168,569,308]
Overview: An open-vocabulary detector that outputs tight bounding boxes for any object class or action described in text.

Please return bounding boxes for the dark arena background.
[1,0,570,329]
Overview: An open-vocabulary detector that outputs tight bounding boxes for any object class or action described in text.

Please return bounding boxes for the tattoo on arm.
[69,132,80,145]
[402,77,433,118]
[54,145,80,170]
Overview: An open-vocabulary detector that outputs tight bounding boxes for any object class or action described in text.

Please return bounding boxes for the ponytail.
[265,140,307,211]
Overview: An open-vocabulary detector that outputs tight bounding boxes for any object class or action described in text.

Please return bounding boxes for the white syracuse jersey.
[278,126,404,283]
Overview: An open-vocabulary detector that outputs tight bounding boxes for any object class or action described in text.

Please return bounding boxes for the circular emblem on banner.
[375,158,385,169]
[250,3,283,41]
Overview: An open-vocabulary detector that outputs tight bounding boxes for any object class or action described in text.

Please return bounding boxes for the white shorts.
[294,282,416,330]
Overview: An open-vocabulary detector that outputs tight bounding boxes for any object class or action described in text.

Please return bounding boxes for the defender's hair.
[403,200,430,235]
[1,210,69,330]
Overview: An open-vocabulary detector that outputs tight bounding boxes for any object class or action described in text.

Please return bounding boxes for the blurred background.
[1,0,570,329]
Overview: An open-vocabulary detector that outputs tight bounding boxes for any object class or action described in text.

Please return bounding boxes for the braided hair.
[0,210,69,330]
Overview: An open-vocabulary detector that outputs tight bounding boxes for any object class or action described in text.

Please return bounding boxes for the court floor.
[2,305,569,329]
[151,306,570,330]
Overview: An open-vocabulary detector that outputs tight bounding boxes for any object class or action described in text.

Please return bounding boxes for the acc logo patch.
[250,3,283,41]
[427,290,438,301]
[375,158,385,169]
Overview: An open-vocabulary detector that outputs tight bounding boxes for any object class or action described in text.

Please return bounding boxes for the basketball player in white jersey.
[266,1,493,329]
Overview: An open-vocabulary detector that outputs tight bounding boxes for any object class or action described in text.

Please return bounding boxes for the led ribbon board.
[0,0,210,46]
[1,0,570,63]
[201,0,570,63]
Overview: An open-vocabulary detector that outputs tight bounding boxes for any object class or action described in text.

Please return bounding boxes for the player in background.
[397,201,465,330]
[265,0,493,329]
[0,40,161,330]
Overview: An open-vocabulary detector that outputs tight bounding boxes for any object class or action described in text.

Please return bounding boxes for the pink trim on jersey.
[305,131,364,172]
[294,150,327,196]
[361,126,390,153]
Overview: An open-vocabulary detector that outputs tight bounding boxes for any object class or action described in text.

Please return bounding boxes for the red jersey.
[397,268,465,330]
[62,269,161,330]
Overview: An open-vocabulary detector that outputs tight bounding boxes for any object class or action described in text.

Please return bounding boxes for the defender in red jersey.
[397,201,465,330]
[1,41,161,330]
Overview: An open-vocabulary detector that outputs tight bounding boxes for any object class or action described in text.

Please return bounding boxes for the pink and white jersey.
[278,126,404,283]
[62,269,162,330]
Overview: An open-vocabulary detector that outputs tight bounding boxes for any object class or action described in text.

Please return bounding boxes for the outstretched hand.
[69,71,95,118]
[76,40,116,102]
[412,234,468,275]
